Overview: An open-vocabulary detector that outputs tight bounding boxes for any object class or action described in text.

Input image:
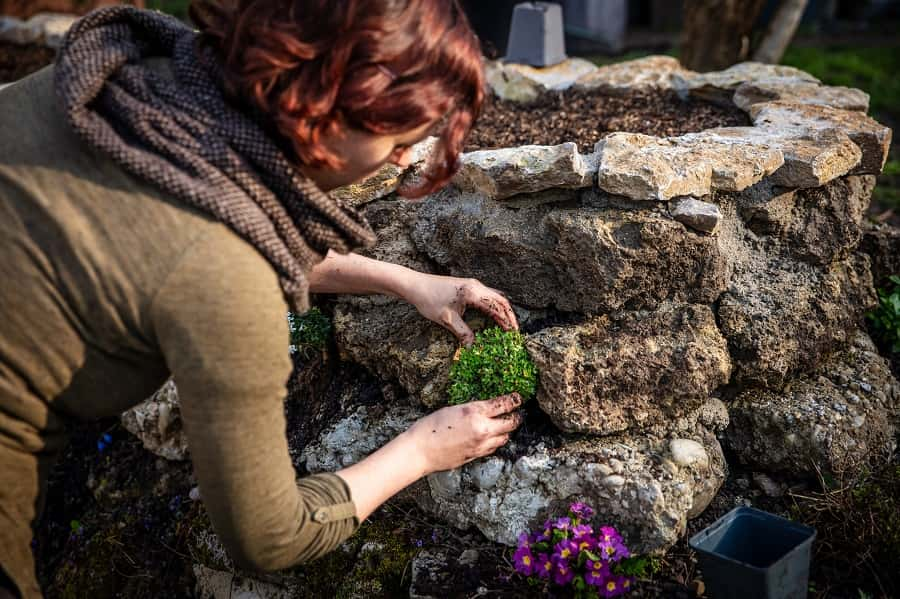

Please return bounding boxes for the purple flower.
[574,532,597,553]
[536,553,553,579]
[569,501,595,520]
[517,531,531,548]
[599,526,622,543]
[585,559,611,587]
[551,556,575,586]
[535,521,553,542]
[415,539,424,548]
[553,538,579,562]
[553,516,572,532]
[513,545,536,576]
[598,538,630,562]
[599,575,631,597]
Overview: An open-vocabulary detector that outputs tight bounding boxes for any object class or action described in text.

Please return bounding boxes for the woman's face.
[300,121,436,192]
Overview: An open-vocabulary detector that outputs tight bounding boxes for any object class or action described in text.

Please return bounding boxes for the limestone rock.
[675,62,819,105]
[526,303,732,435]
[194,564,293,599]
[750,102,891,177]
[596,132,783,201]
[300,404,423,471]
[860,222,900,287]
[575,55,695,92]
[485,57,598,102]
[733,80,870,113]
[333,296,476,407]
[121,380,188,461]
[738,175,875,266]
[726,329,899,477]
[670,197,722,234]
[453,143,595,199]
[331,137,438,206]
[719,253,877,388]
[0,13,75,48]
[412,189,729,314]
[424,426,726,551]
[356,198,434,273]
[696,125,861,190]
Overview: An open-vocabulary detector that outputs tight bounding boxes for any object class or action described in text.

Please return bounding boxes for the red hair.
[190,0,485,197]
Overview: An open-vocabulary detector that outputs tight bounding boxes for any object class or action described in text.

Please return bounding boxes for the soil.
[0,42,55,84]
[465,88,751,153]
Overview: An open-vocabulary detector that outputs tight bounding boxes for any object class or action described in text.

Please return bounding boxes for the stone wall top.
[335,57,891,206]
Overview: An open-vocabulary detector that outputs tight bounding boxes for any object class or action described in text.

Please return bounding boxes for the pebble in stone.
[669,438,709,468]
[669,197,722,234]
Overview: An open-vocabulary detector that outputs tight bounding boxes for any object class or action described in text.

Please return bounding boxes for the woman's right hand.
[403,393,524,475]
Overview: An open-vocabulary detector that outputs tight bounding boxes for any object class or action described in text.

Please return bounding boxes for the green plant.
[288,307,332,356]
[866,275,900,353]
[447,327,537,405]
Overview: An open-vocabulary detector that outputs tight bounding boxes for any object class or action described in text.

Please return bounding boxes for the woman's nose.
[390,147,413,168]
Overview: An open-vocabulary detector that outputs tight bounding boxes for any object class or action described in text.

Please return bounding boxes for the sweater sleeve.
[149,227,358,572]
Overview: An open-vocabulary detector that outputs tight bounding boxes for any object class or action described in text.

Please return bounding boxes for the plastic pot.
[689,506,816,599]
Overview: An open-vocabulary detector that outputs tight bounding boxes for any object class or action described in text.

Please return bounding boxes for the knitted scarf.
[54,6,376,312]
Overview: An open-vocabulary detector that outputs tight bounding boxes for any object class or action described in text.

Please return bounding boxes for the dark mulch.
[466,88,751,153]
[0,41,55,84]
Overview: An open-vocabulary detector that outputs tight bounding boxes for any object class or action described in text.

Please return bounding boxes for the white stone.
[575,55,695,92]
[733,80,870,113]
[454,142,595,199]
[669,439,709,468]
[0,13,75,47]
[300,404,422,472]
[485,57,599,102]
[670,198,722,234]
[121,379,189,461]
[596,132,783,201]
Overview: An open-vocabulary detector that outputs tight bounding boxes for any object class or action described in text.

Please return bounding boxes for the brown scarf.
[54,6,376,312]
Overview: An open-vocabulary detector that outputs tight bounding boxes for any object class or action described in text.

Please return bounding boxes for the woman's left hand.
[404,273,518,346]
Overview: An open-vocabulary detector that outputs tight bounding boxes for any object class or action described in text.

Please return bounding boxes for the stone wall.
[302,57,898,554]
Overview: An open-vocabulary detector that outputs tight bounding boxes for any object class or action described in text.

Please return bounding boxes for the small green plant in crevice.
[866,274,900,354]
[447,327,538,405]
[288,307,332,357]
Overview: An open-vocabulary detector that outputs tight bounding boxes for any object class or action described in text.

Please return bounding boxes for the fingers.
[459,281,519,332]
[474,393,522,418]
[487,410,524,436]
[440,309,475,347]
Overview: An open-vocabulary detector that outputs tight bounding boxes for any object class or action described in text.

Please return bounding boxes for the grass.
[781,46,900,116]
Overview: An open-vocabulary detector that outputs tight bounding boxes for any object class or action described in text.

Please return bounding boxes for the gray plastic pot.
[689,506,816,599]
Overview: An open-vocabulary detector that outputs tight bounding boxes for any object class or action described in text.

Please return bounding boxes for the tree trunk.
[753,0,809,64]
[680,0,766,72]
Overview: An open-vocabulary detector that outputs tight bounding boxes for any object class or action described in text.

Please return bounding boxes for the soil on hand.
[466,88,751,152]
[0,42,55,84]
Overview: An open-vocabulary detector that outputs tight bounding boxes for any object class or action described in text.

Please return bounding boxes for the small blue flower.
[96,440,106,452]
[102,433,113,444]
[415,539,424,548]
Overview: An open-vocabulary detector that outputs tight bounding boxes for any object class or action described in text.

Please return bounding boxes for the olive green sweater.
[0,66,357,599]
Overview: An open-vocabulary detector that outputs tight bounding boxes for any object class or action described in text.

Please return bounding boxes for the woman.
[0,1,524,597]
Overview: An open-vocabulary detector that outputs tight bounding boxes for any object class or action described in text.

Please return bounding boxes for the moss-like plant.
[447,327,538,405]
[288,307,332,356]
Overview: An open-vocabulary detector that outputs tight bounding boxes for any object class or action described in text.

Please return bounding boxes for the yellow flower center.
[592,561,603,571]
[623,580,631,588]
[523,556,531,566]
[561,549,571,558]
[605,545,615,556]
[579,541,590,551]
[544,561,553,572]
[607,581,618,591]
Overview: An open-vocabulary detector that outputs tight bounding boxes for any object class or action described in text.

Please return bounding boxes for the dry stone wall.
[311,56,898,552]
